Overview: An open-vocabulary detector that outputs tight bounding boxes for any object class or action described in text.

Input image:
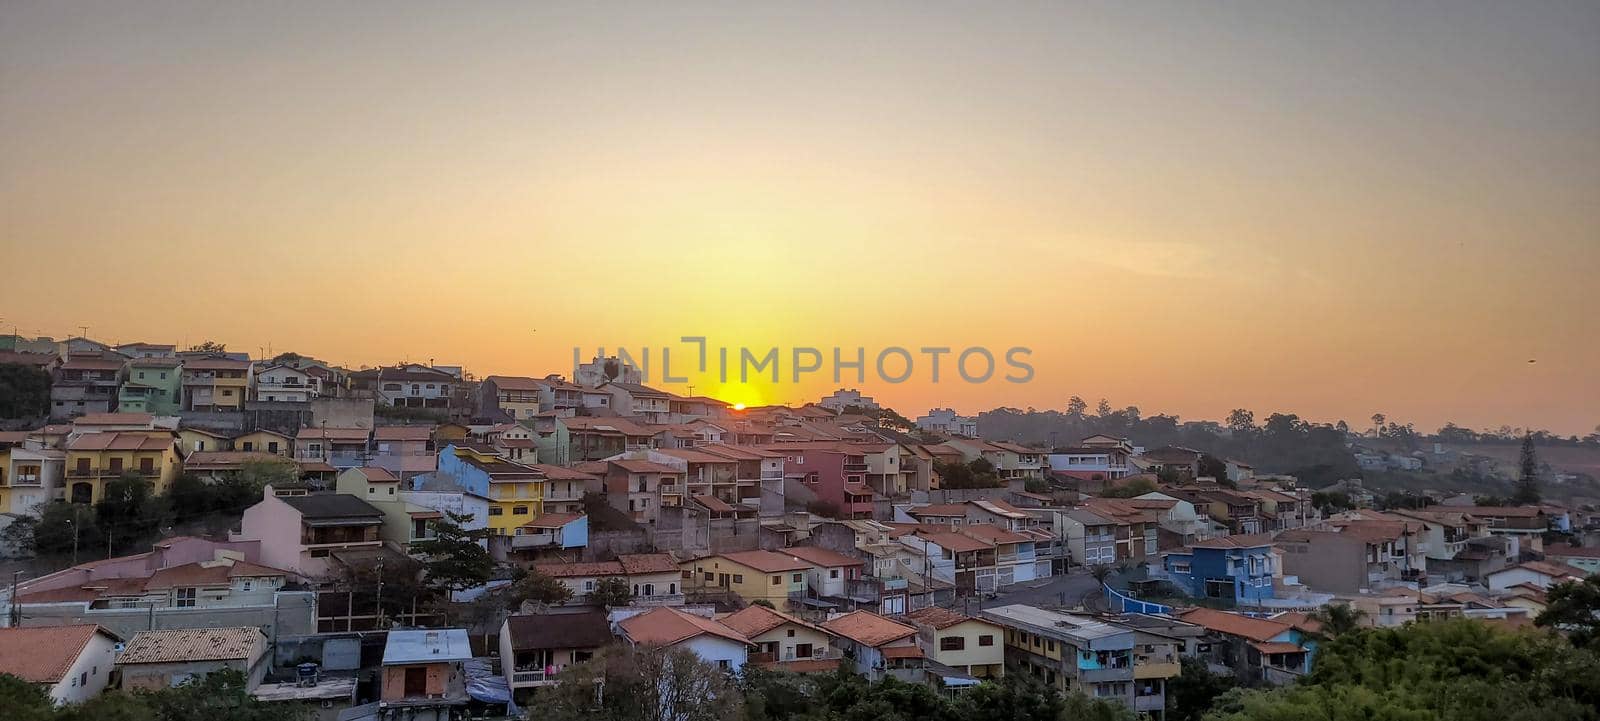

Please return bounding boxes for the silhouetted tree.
[1513,433,1541,504]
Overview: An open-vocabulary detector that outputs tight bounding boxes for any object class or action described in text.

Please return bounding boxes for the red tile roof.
[1175,607,1297,643]
[821,610,917,647]
[780,546,865,568]
[719,604,822,638]
[0,625,116,683]
[619,607,750,646]
[716,550,814,573]
[904,605,978,630]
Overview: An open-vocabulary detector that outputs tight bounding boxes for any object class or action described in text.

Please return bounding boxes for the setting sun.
[733,403,746,411]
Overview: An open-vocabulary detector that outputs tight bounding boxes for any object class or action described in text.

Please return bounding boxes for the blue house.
[1162,534,1277,604]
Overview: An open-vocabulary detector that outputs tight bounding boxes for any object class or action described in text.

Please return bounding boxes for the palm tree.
[1308,602,1366,638]
[1089,564,1114,587]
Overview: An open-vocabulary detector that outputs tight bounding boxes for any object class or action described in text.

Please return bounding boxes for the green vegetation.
[589,576,635,607]
[1514,432,1542,504]
[935,458,1002,489]
[1201,618,1600,721]
[0,668,307,721]
[409,510,493,595]
[1536,574,1600,650]
[1166,658,1238,721]
[1100,476,1158,498]
[0,363,51,419]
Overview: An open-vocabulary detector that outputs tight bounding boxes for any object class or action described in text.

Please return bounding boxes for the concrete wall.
[50,631,118,704]
[14,591,316,640]
[311,397,375,430]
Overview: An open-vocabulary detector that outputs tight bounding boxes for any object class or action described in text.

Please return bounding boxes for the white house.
[615,607,752,672]
[915,408,977,437]
[0,625,120,704]
[1485,560,1586,591]
[251,364,317,402]
[781,546,866,599]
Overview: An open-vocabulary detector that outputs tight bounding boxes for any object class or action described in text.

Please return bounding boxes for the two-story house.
[51,353,125,419]
[1161,534,1278,606]
[980,604,1155,711]
[602,382,672,423]
[118,357,183,415]
[682,550,812,605]
[295,427,371,469]
[64,430,182,503]
[478,375,546,421]
[370,425,436,479]
[616,607,752,671]
[180,357,252,412]
[251,364,317,403]
[820,610,924,683]
[719,604,841,672]
[436,444,546,541]
[233,490,385,578]
[499,609,612,691]
[0,625,121,705]
[903,606,1005,680]
[1174,607,1317,685]
[531,553,684,605]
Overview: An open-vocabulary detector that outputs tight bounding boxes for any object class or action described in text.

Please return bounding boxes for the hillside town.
[0,338,1596,720]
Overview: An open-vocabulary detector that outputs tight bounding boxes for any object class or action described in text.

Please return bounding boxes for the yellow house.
[439,445,545,536]
[719,603,841,671]
[64,431,182,504]
[176,427,233,454]
[180,358,252,412]
[682,550,811,604]
[904,606,1005,678]
[232,429,294,456]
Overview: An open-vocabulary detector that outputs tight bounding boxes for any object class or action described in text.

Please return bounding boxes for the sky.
[2,1,1597,434]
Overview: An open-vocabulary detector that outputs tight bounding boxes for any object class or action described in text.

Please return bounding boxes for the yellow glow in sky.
[1,2,1596,433]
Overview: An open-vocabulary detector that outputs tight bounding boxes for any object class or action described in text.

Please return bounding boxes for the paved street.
[954,570,1106,616]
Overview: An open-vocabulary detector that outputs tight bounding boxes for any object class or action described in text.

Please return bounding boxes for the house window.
[771,575,782,585]
[717,660,731,670]
[242,442,254,451]
[979,635,994,646]
[584,580,595,592]
[513,506,529,515]
[787,629,796,637]
[830,569,839,579]
[241,579,253,592]
[175,588,197,608]
[940,636,966,651]
[733,574,744,584]
[488,507,503,516]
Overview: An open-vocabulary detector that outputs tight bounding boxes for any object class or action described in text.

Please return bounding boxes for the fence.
[1103,584,1172,615]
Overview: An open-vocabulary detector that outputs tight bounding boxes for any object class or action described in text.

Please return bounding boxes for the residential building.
[232,490,385,578]
[0,433,64,516]
[1140,446,1204,479]
[379,629,472,721]
[118,357,183,415]
[350,364,459,410]
[370,425,436,478]
[1161,534,1278,606]
[666,394,732,423]
[943,439,1046,482]
[116,627,270,691]
[1187,489,1263,535]
[180,357,253,412]
[499,609,612,691]
[617,606,753,671]
[506,512,587,562]
[719,604,841,672]
[1173,607,1316,685]
[818,389,878,411]
[1278,517,1423,592]
[531,463,595,515]
[0,625,120,704]
[1132,492,1212,548]
[782,545,866,600]
[531,554,685,605]
[2,537,309,639]
[573,354,642,387]
[903,606,1004,679]
[51,353,124,419]
[1055,508,1119,567]
[597,458,682,524]
[563,416,655,461]
[682,550,813,605]
[252,364,318,403]
[915,408,977,438]
[479,375,546,421]
[176,427,232,454]
[602,382,673,422]
[486,423,538,463]
[821,610,924,682]
[1485,560,1587,591]
[64,430,182,503]
[1544,545,1600,575]
[114,343,177,359]
[1457,506,1551,554]
[897,523,1039,594]
[766,442,882,519]
[1048,440,1135,482]
[232,428,293,456]
[694,443,787,516]
[436,444,546,539]
[980,604,1163,713]
[295,427,371,469]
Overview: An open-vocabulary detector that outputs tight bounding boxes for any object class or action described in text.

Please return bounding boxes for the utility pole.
[375,557,385,627]
[9,571,23,627]
[68,512,79,565]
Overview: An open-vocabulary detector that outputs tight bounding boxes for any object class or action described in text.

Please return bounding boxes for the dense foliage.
[0,363,51,419]
[0,668,307,721]
[1202,618,1600,721]
[1536,574,1600,650]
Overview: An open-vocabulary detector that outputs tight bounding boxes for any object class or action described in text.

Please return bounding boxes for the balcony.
[843,463,869,472]
[11,474,41,487]
[510,668,553,686]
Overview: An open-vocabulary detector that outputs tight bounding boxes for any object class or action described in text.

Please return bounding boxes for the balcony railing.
[11,474,41,486]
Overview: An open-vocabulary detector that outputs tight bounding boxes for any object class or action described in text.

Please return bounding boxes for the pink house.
[231,488,385,579]
[765,442,884,520]
[370,425,437,479]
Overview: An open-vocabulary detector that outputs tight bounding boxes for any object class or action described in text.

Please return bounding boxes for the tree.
[0,673,54,721]
[1536,574,1600,649]
[1156,466,1182,485]
[1513,433,1541,505]
[1204,618,1600,721]
[409,510,493,595]
[1067,396,1088,417]
[1096,398,1114,417]
[0,515,37,555]
[1090,564,1114,586]
[0,364,51,419]
[1101,476,1158,498]
[1198,454,1230,484]
[95,473,160,552]
[166,473,212,521]
[589,576,634,607]
[503,567,573,609]
[542,646,741,721]
[33,502,100,556]
[186,341,227,353]
[1306,602,1366,639]
[1225,409,1255,434]
[142,667,309,721]
[1166,658,1237,721]
[1370,413,1386,435]
[955,672,1135,721]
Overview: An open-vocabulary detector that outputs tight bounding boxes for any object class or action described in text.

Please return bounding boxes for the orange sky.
[1,2,1596,434]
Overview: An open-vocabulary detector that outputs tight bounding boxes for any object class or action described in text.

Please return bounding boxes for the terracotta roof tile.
[0,625,115,683]
[780,546,865,568]
[716,550,813,573]
[619,607,750,646]
[118,627,265,664]
[904,605,976,630]
[821,610,917,647]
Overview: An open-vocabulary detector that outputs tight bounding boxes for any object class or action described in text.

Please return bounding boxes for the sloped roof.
[282,493,385,519]
[118,627,265,664]
[505,611,614,651]
[904,605,984,630]
[1188,533,1276,550]
[780,546,865,568]
[67,431,174,452]
[720,604,824,638]
[821,610,917,647]
[619,607,750,646]
[617,553,682,575]
[0,625,117,683]
[1174,607,1298,643]
[717,550,814,573]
